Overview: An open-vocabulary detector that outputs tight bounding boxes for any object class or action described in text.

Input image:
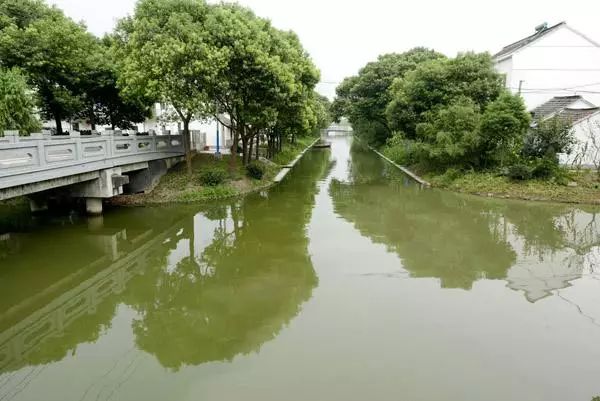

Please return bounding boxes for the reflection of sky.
[3,136,600,401]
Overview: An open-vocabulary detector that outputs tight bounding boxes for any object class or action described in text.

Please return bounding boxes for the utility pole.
[518,80,525,95]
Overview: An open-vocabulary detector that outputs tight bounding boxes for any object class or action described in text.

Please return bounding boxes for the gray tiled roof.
[556,107,600,124]
[493,22,566,59]
[531,95,585,120]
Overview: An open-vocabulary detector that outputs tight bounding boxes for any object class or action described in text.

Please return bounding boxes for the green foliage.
[383,134,422,166]
[524,117,575,160]
[0,67,39,133]
[246,161,265,180]
[530,157,559,179]
[480,92,531,166]
[0,0,102,133]
[332,48,444,145]
[199,168,227,187]
[386,52,503,139]
[415,98,482,169]
[178,185,236,202]
[507,163,532,181]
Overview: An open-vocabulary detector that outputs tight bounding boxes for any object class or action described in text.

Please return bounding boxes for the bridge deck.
[0,131,184,198]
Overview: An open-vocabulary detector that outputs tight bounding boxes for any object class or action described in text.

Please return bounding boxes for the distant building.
[42,103,233,153]
[493,22,600,110]
[530,95,600,167]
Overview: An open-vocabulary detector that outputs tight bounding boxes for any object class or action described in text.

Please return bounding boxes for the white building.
[493,22,600,110]
[43,103,233,152]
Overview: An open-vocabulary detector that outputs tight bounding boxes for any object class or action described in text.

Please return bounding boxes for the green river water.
[1,136,600,401]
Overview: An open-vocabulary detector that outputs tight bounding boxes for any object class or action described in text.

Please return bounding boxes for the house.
[530,95,600,167]
[493,22,600,110]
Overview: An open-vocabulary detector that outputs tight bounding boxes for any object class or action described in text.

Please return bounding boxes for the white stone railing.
[0,130,184,188]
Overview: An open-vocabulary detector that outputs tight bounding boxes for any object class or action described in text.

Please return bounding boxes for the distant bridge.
[0,130,184,214]
[322,122,353,136]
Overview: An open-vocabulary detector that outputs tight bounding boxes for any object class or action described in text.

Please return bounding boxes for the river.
[1,136,600,401]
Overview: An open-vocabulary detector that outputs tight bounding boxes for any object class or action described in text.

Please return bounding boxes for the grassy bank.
[425,170,600,205]
[111,136,318,206]
[271,136,318,165]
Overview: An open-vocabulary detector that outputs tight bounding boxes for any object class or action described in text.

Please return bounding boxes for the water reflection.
[0,149,330,375]
[331,141,600,301]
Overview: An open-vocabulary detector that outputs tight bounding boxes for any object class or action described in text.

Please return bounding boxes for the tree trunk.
[255,134,260,160]
[54,113,63,135]
[230,129,239,171]
[183,118,193,176]
[241,136,249,166]
[248,135,254,164]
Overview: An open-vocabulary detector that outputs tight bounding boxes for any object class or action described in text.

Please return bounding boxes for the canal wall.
[273,137,321,183]
[358,141,430,187]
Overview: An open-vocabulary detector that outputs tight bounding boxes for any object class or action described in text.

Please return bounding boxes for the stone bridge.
[322,122,353,136]
[0,130,185,214]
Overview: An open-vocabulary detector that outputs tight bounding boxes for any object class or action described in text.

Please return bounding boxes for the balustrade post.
[70,131,83,160]
[102,130,114,159]
[3,130,19,143]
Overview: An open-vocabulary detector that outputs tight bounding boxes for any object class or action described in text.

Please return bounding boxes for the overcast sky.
[48,0,600,98]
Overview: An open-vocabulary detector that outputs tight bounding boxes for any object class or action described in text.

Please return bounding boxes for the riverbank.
[366,142,600,205]
[425,170,600,205]
[110,136,320,206]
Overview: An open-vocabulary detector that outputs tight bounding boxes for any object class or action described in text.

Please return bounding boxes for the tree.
[480,91,531,167]
[0,0,101,134]
[523,116,575,161]
[386,52,503,139]
[0,67,40,134]
[204,4,319,165]
[77,38,152,130]
[114,0,220,174]
[332,48,444,145]
[415,98,482,169]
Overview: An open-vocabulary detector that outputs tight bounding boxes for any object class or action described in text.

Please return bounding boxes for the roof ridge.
[493,22,566,59]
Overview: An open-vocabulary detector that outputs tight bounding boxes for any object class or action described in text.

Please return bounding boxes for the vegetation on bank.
[426,169,600,204]
[333,48,597,203]
[0,0,331,172]
[111,136,317,205]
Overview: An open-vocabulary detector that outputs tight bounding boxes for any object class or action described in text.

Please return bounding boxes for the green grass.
[177,185,237,203]
[426,169,600,204]
[272,136,317,166]
[112,137,316,206]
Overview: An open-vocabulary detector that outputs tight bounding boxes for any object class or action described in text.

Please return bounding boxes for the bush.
[531,157,559,179]
[199,168,227,186]
[507,163,532,181]
[246,161,265,180]
[523,117,574,159]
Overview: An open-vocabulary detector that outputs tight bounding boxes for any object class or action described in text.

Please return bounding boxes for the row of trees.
[0,0,330,171]
[0,0,150,134]
[115,0,329,170]
[333,48,570,176]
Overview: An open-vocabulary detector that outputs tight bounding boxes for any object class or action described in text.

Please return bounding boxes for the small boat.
[313,142,331,149]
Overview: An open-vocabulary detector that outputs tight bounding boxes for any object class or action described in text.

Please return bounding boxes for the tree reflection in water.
[331,141,600,299]
[0,149,331,373]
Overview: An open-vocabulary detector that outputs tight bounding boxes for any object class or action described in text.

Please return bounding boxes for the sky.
[48,0,600,99]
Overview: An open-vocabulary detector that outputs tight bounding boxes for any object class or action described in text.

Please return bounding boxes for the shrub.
[507,163,532,181]
[531,157,559,179]
[384,135,424,166]
[523,117,575,159]
[199,167,227,186]
[246,161,265,180]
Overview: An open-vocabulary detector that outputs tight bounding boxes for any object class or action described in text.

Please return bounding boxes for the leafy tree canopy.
[332,48,444,145]
[0,67,40,134]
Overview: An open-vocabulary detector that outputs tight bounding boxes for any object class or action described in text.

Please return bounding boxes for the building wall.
[560,112,600,167]
[497,26,600,110]
[41,103,233,151]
